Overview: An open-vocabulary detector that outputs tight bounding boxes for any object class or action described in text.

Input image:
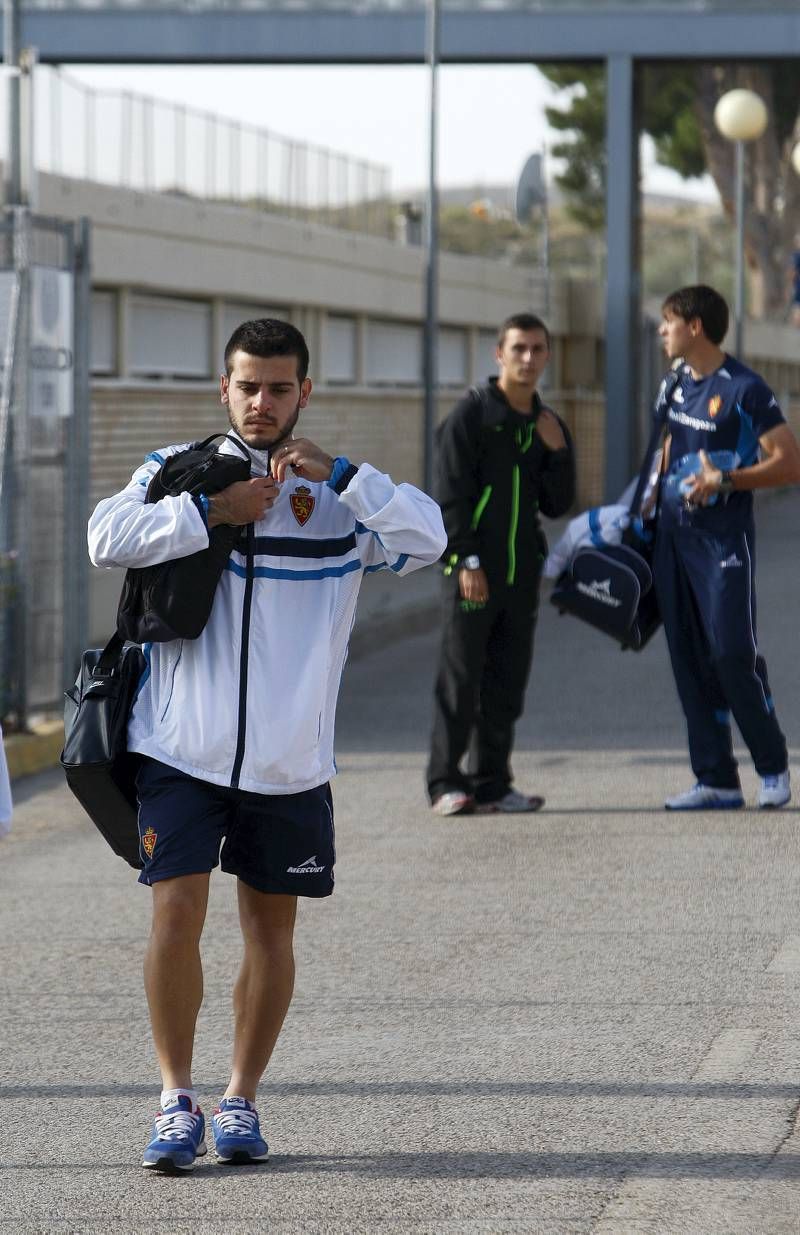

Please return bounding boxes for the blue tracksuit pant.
[653,522,787,788]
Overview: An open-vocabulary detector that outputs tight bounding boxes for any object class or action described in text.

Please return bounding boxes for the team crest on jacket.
[142,827,157,859]
[708,395,723,418]
[290,485,315,526]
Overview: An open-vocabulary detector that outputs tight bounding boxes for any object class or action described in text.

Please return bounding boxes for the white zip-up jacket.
[88,436,446,795]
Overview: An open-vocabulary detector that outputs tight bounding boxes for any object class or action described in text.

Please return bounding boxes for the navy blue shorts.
[135,757,335,897]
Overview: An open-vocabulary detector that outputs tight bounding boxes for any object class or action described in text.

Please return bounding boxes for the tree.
[541,62,800,317]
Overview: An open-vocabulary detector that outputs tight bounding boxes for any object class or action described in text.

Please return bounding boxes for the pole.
[541,143,550,317]
[4,0,21,205]
[422,0,440,496]
[734,138,745,358]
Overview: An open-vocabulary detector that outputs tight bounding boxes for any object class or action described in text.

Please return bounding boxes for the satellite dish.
[515,153,547,225]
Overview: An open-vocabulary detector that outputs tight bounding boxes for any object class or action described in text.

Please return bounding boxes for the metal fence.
[0,210,91,729]
[21,67,394,238]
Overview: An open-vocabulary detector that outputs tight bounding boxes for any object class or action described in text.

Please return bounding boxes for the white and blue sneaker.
[212,1097,269,1164]
[142,1094,207,1172]
[758,771,791,809]
[665,783,744,811]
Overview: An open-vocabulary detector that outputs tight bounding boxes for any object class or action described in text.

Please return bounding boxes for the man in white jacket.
[88,318,446,1173]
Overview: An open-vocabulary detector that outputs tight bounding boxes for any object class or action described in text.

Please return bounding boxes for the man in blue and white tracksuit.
[88,318,446,1172]
[654,285,800,812]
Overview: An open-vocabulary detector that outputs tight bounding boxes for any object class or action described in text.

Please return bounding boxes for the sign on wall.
[30,266,74,420]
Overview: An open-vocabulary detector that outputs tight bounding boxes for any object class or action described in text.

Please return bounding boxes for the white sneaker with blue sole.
[758,771,791,809]
[665,783,744,811]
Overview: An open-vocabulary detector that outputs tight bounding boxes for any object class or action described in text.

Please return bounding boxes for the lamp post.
[421,0,440,496]
[713,88,768,358]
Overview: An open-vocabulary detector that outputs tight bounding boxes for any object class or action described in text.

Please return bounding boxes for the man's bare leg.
[225,886,297,1101]
[144,872,211,1090]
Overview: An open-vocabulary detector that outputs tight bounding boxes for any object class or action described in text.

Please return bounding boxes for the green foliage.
[541,62,799,232]
[438,206,542,263]
[642,68,706,179]
[770,62,800,146]
[543,66,607,230]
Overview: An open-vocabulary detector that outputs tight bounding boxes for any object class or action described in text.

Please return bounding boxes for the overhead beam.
[9,8,800,65]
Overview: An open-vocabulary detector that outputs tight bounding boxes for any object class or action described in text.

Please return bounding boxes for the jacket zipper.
[230,521,254,789]
[507,464,520,584]
[505,423,535,583]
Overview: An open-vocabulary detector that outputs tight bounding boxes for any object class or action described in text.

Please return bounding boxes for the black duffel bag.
[116,432,251,643]
[61,632,146,868]
[551,539,660,651]
[549,368,679,652]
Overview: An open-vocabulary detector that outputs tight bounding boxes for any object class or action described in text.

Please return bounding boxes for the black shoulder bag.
[61,432,253,868]
[549,371,678,652]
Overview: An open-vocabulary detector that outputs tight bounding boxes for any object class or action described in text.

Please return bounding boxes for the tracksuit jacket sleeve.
[338,462,446,574]
[434,397,483,561]
[88,453,210,569]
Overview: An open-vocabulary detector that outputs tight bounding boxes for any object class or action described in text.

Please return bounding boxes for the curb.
[4,720,64,782]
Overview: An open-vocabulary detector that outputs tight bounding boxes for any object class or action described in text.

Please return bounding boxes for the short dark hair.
[497,312,551,351]
[661,285,729,346]
[224,318,310,381]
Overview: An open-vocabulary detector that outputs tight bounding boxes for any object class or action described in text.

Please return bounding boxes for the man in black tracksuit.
[426,313,576,816]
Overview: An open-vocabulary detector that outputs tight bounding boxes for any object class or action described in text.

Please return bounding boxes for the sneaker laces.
[153,1109,199,1143]
[763,775,781,788]
[215,1107,259,1137]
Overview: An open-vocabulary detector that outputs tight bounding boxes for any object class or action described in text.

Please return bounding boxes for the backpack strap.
[628,367,681,519]
[93,630,127,677]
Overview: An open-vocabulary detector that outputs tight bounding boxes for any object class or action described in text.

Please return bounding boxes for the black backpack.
[116,433,251,643]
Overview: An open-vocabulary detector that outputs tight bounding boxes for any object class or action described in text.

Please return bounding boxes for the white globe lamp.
[713,89,768,357]
[714,89,768,143]
[792,142,800,177]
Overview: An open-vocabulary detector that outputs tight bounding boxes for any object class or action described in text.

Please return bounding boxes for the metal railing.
[22,67,394,238]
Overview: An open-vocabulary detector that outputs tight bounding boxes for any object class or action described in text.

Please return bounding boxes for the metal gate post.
[604,53,640,501]
[62,216,91,688]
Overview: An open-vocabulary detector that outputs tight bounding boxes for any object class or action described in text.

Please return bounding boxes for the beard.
[228,399,301,452]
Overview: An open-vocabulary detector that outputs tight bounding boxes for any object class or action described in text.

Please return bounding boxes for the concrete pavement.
[1,490,800,1233]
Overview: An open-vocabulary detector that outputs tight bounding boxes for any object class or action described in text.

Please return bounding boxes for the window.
[439,328,468,386]
[129,295,211,378]
[477,329,498,381]
[91,291,115,375]
[222,303,289,348]
[324,316,357,384]
[366,320,421,385]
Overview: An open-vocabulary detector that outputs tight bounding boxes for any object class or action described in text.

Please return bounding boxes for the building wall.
[87,379,607,642]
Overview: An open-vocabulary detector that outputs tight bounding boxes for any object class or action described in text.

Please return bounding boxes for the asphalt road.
[2,490,800,1234]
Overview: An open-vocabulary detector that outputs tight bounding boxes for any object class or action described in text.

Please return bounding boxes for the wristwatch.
[462,555,481,570]
[718,469,735,494]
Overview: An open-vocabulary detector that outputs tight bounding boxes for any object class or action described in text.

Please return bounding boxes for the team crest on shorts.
[708,395,723,418]
[142,826,158,859]
[290,485,315,526]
